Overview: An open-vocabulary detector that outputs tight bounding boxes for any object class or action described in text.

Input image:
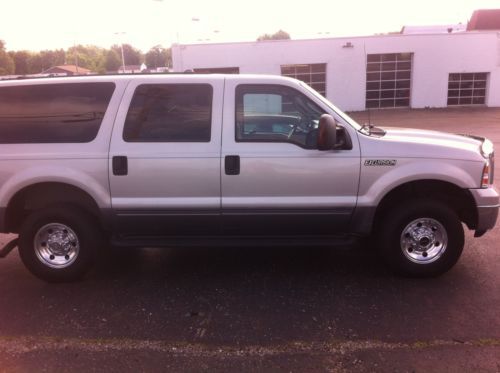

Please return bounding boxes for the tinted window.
[447,72,488,106]
[236,85,325,149]
[365,53,412,109]
[0,82,115,143]
[280,63,327,96]
[123,84,212,142]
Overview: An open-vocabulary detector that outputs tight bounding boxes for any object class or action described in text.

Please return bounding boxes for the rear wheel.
[377,199,464,277]
[18,206,101,282]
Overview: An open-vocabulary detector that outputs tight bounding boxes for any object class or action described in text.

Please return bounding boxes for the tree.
[40,49,65,70]
[0,40,15,75]
[104,49,121,72]
[111,44,142,66]
[10,50,30,75]
[145,45,171,69]
[257,30,291,41]
[66,45,107,73]
[28,53,43,74]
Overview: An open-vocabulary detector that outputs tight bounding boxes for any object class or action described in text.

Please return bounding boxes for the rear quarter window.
[0,82,115,143]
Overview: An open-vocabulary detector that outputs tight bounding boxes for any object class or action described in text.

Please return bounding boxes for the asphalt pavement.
[0,108,499,372]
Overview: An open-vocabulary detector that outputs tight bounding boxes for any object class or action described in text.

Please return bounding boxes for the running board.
[110,235,358,249]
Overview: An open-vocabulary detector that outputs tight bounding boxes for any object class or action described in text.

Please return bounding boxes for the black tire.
[377,199,464,277]
[18,206,101,282]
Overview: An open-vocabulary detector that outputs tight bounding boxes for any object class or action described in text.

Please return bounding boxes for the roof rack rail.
[0,71,213,82]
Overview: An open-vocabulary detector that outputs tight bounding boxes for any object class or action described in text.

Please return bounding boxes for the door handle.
[225,155,240,175]
[112,156,128,176]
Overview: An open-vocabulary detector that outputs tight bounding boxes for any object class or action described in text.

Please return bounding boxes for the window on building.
[365,53,412,109]
[280,64,327,96]
[0,82,115,143]
[193,67,239,74]
[447,73,487,106]
[235,84,325,149]
[123,84,212,142]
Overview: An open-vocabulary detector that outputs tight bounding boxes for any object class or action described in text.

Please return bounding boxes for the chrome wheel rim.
[34,223,80,269]
[400,218,447,264]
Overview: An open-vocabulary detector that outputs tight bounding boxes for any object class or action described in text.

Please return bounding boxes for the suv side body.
[0,74,497,281]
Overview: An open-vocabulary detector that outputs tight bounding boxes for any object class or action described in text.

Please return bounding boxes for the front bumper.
[469,187,499,235]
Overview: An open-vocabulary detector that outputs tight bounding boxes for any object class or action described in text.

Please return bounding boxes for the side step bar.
[111,235,359,249]
[0,237,18,258]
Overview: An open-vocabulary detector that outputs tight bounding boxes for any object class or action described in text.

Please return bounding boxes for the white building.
[171,30,500,112]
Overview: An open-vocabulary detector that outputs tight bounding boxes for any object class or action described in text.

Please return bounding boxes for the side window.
[235,85,325,149]
[0,82,115,143]
[123,84,212,142]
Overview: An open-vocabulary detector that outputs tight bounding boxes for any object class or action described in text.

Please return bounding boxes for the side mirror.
[317,114,337,150]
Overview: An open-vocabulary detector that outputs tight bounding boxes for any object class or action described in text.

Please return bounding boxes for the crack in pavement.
[0,336,499,357]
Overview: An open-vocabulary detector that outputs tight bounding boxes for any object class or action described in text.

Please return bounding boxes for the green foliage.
[40,49,66,71]
[145,45,171,69]
[10,50,30,74]
[0,39,150,75]
[111,44,142,66]
[66,45,107,73]
[257,30,291,41]
[28,54,43,74]
[105,49,122,72]
[0,39,15,75]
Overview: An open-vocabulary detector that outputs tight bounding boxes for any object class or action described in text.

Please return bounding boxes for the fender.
[351,158,481,235]
[0,162,111,210]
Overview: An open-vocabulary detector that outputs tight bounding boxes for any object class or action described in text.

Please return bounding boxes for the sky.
[1,0,499,52]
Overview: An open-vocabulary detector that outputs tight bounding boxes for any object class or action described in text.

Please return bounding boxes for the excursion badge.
[364,159,397,166]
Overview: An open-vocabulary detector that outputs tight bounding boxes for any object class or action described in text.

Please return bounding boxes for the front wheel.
[377,200,464,277]
[18,206,101,282]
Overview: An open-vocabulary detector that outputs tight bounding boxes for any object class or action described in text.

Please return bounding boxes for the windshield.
[300,82,362,131]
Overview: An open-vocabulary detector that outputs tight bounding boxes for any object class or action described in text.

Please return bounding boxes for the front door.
[221,79,360,236]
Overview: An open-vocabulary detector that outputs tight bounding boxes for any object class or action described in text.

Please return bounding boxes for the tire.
[377,199,464,277]
[18,206,101,282]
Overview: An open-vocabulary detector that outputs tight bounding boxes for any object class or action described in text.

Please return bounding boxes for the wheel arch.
[5,182,107,233]
[372,179,477,233]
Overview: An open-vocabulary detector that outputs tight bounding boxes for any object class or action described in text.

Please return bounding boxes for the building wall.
[171,32,500,112]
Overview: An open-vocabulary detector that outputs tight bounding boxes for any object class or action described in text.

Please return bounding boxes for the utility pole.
[114,32,126,73]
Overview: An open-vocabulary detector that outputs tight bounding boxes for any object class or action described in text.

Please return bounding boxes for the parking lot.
[0,108,499,372]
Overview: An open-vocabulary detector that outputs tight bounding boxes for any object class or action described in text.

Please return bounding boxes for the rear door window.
[123,84,212,142]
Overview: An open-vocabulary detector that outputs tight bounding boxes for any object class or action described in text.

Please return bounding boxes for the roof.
[0,73,301,86]
[467,9,500,30]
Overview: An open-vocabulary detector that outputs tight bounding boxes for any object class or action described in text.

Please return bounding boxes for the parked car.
[0,74,497,281]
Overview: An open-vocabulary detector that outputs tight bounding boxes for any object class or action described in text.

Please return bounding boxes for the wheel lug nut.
[49,255,55,260]
[422,252,428,258]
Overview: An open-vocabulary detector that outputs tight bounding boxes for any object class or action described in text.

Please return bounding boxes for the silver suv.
[0,74,497,281]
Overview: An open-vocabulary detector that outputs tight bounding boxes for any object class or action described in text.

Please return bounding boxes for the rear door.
[221,78,361,235]
[108,76,224,236]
